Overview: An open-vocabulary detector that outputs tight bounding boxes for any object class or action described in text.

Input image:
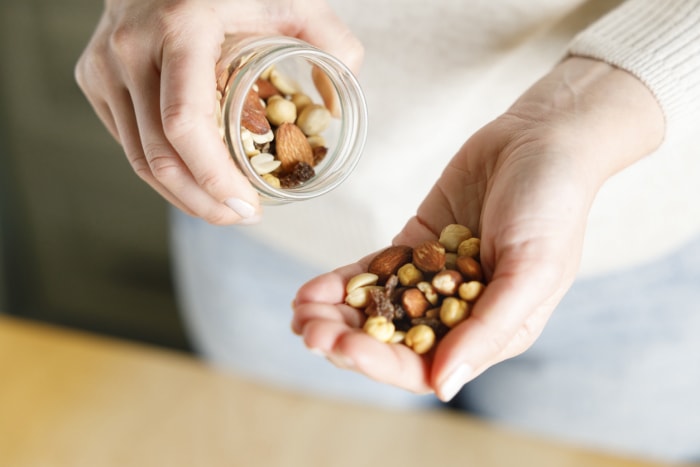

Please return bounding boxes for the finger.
[431,260,563,401]
[294,2,364,73]
[302,319,432,394]
[291,302,364,336]
[159,26,260,224]
[107,85,198,217]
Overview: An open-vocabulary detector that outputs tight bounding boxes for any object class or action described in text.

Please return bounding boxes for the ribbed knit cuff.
[568,0,700,130]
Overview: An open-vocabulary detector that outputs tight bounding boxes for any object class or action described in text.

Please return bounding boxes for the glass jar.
[215,35,367,204]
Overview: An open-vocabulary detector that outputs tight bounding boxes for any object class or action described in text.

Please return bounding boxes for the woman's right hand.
[75,0,363,224]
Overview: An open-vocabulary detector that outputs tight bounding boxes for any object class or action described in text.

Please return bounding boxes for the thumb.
[296,3,364,74]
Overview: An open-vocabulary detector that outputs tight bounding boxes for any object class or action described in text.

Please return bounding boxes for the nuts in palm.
[344,224,488,355]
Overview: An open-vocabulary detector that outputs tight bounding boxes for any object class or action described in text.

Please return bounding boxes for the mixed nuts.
[221,64,336,189]
[344,224,487,355]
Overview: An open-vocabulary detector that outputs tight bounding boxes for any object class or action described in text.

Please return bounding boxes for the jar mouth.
[221,37,367,203]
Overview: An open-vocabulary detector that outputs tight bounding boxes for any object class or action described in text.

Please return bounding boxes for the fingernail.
[309,348,327,357]
[237,213,262,225]
[438,363,473,401]
[225,197,256,219]
[327,352,355,370]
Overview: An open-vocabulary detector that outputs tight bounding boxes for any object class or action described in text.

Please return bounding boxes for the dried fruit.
[278,162,315,188]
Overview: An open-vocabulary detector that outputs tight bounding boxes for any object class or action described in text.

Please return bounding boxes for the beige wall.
[0,1,190,350]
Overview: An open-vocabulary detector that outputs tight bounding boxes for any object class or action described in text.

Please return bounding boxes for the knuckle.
[161,102,199,140]
[109,24,140,61]
[143,144,185,181]
[196,169,227,195]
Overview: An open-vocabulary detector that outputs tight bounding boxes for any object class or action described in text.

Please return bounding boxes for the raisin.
[279,161,315,188]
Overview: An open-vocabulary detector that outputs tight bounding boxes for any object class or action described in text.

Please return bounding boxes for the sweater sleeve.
[568,0,700,130]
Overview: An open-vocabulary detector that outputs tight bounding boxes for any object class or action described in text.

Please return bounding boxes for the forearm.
[503,56,665,190]
[568,0,700,133]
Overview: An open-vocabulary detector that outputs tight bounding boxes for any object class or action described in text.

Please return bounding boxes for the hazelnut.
[457,237,481,258]
[296,104,332,136]
[440,297,469,328]
[404,324,436,355]
[265,96,297,126]
[401,288,431,318]
[291,92,313,112]
[363,316,395,343]
[438,224,473,252]
[397,263,423,287]
[456,256,483,282]
[458,281,485,302]
[431,269,464,296]
[416,281,439,305]
[412,240,446,273]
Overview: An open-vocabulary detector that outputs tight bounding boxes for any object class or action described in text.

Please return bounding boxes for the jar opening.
[219,37,367,203]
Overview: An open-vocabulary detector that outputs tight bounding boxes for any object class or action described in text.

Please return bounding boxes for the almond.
[275,123,315,172]
[255,78,280,99]
[312,65,340,118]
[412,240,446,273]
[367,245,413,284]
[241,88,271,135]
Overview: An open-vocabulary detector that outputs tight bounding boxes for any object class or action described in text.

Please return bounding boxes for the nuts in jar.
[215,36,367,203]
[344,224,488,355]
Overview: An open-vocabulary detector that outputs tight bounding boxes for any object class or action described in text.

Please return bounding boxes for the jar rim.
[221,37,367,203]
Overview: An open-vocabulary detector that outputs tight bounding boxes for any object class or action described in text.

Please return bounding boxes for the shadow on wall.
[0,1,191,351]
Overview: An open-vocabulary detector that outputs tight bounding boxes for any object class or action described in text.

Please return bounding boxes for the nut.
[291,92,313,112]
[416,281,439,305]
[458,281,485,302]
[250,152,281,175]
[388,330,406,344]
[274,123,315,172]
[456,256,484,282]
[262,173,280,188]
[431,269,464,296]
[255,77,280,99]
[345,285,383,309]
[269,67,300,95]
[363,316,395,343]
[265,96,297,126]
[397,263,423,287]
[445,252,458,270]
[438,224,473,252]
[296,104,332,136]
[346,272,380,293]
[312,65,340,117]
[367,245,413,284]
[404,324,436,354]
[241,88,271,135]
[401,288,431,318]
[457,237,481,258]
[412,240,446,273]
[307,134,327,149]
[440,297,469,328]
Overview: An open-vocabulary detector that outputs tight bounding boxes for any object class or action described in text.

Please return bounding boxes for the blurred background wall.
[0,0,191,351]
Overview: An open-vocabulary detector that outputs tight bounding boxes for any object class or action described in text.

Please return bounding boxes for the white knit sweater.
[241,0,700,277]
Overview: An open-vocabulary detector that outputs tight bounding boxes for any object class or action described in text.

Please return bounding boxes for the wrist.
[505,56,665,185]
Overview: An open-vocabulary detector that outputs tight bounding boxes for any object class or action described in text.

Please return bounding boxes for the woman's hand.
[292,57,665,400]
[75,0,363,224]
